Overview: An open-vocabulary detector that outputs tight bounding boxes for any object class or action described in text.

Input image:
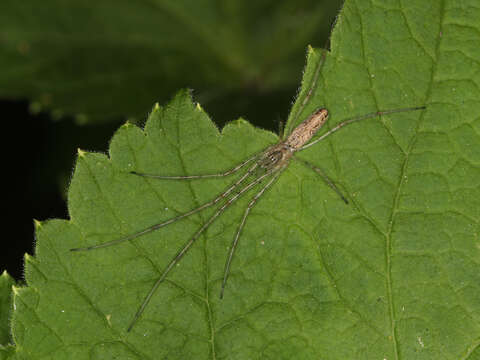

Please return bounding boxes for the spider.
[71,46,425,332]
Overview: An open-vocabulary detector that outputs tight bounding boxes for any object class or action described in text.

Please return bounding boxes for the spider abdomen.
[286,108,328,150]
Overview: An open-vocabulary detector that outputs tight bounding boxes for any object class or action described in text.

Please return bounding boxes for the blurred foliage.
[0,0,343,129]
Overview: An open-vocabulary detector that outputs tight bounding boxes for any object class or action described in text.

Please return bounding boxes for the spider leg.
[131,153,257,179]
[287,47,327,136]
[70,162,260,252]
[127,167,277,331]
[300,106,426,151]
[220,168,284,299]
[295,157,348,204]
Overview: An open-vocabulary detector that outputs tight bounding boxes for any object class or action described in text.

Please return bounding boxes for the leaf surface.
[10,0,480,359]
[0,272,14,360]
[0,272,14,346]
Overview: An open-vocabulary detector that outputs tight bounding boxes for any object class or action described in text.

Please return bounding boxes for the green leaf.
[10,0,480,359]
[0,0,340,126]
[0,345,15,360]
[0,272,15,360]
[0,272,14,346]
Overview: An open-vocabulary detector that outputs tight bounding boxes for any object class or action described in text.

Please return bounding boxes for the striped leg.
[70,162,260,252]
[286,47,328,136]
[295,157,348,204]
[220,168,284,299]
[131,153,257,179]
[300,106,426,151]
[126,168,277,331]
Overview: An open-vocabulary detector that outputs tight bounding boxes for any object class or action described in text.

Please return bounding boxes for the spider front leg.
[130,152,257,179]
[70,157,260,252]
[292,105,426,203]
[300,106,426,151]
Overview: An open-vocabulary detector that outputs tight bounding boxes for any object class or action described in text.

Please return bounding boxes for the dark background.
[1,99,120,282]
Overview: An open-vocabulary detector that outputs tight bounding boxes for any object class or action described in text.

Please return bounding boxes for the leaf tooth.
[33,219,42,229]
[77,148,86,157]
[24,253,34,263]
[195,102,204,112]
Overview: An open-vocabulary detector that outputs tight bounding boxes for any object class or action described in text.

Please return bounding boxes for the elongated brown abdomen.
[285,108,328,150]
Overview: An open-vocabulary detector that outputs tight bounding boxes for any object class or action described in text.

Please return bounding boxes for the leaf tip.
[33,219,42,229]
[77,148,87,157]
[24,253,34,263]
[153,102,161,112]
